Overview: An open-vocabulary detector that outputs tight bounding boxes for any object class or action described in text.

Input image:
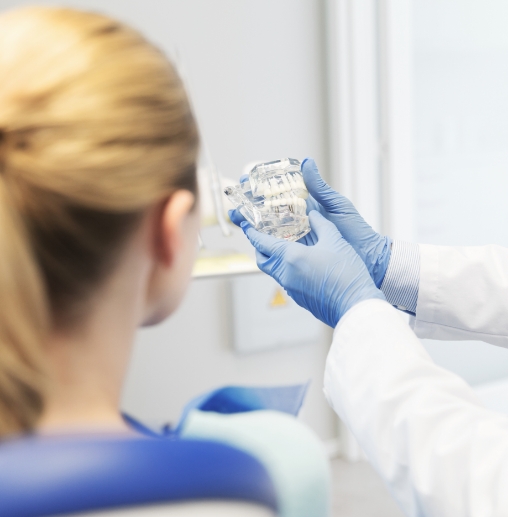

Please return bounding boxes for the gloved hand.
[230,160,391,287]
[302,158,391,288]
[240,211,385,327]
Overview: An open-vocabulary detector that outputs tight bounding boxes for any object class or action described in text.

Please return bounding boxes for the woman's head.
[0,6,199,435]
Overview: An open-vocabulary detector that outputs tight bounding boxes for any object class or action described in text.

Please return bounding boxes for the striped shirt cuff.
[380,241,420,315]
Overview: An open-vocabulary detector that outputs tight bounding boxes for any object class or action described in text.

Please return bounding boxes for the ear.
[155,190,196,267]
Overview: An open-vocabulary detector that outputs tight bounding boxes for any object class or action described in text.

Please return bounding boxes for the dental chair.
[0,434,277,517]
[0,384,329,517]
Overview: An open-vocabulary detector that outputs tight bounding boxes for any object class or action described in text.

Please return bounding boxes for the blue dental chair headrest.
[0,434,278,517]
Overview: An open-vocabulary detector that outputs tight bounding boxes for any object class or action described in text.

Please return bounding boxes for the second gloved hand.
[241,211,385,327]
[302,158,391,288]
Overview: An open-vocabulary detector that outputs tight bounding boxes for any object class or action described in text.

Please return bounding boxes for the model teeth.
[269,178,280,196]
[262,191,307,214]
[297,189,309,200]
[280,175,291,192]
[259,171,308,214]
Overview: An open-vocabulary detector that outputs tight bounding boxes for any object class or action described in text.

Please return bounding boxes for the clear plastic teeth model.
[224,158,311,242]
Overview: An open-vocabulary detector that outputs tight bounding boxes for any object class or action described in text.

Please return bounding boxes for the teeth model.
[281,175,292,191]
[223,158,311,242]
[262,191,307,215]
[257,165,309,214]
[261,172,309,200]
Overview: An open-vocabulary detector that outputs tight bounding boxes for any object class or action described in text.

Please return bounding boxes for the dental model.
[224,158,311,241]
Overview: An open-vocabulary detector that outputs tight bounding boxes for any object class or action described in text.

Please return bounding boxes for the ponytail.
[0,175,48,435]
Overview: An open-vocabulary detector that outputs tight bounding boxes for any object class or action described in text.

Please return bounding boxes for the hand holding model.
[231,158,392,287]
[239,211,385,327]
[301,158,392,288]
[229,157,390,325]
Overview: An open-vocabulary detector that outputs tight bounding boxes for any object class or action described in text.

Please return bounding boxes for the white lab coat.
[323,244,508,517]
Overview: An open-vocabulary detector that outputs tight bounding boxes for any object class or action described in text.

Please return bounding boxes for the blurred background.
[2,0,508,514]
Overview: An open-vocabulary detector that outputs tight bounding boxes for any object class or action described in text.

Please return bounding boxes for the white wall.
[0,0,336,439]
[413,0,508,384]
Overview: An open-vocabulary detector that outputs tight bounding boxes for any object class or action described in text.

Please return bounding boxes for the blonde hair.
[0,6,199,436]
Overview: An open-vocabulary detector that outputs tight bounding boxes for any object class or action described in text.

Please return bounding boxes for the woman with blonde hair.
[0,6,329,517]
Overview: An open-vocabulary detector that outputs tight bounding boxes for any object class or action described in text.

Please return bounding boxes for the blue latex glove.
[240,211,385,327]
[230,161,391,286]
[302,158,391,288]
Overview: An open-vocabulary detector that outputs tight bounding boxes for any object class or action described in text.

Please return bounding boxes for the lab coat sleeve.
[412,244,508,347]
[324,299,508,517]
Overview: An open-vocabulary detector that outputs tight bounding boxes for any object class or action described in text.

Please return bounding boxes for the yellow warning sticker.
[270,288,288,308]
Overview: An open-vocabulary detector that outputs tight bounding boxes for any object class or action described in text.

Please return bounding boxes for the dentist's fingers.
[228,208,246,227]
[302,157,353,213]
[254,249,274,275]
[304,193,322,215]
[308,210,343,242]
[240,221,288,258]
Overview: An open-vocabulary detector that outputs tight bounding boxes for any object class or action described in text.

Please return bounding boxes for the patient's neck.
[37,241,150,435]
